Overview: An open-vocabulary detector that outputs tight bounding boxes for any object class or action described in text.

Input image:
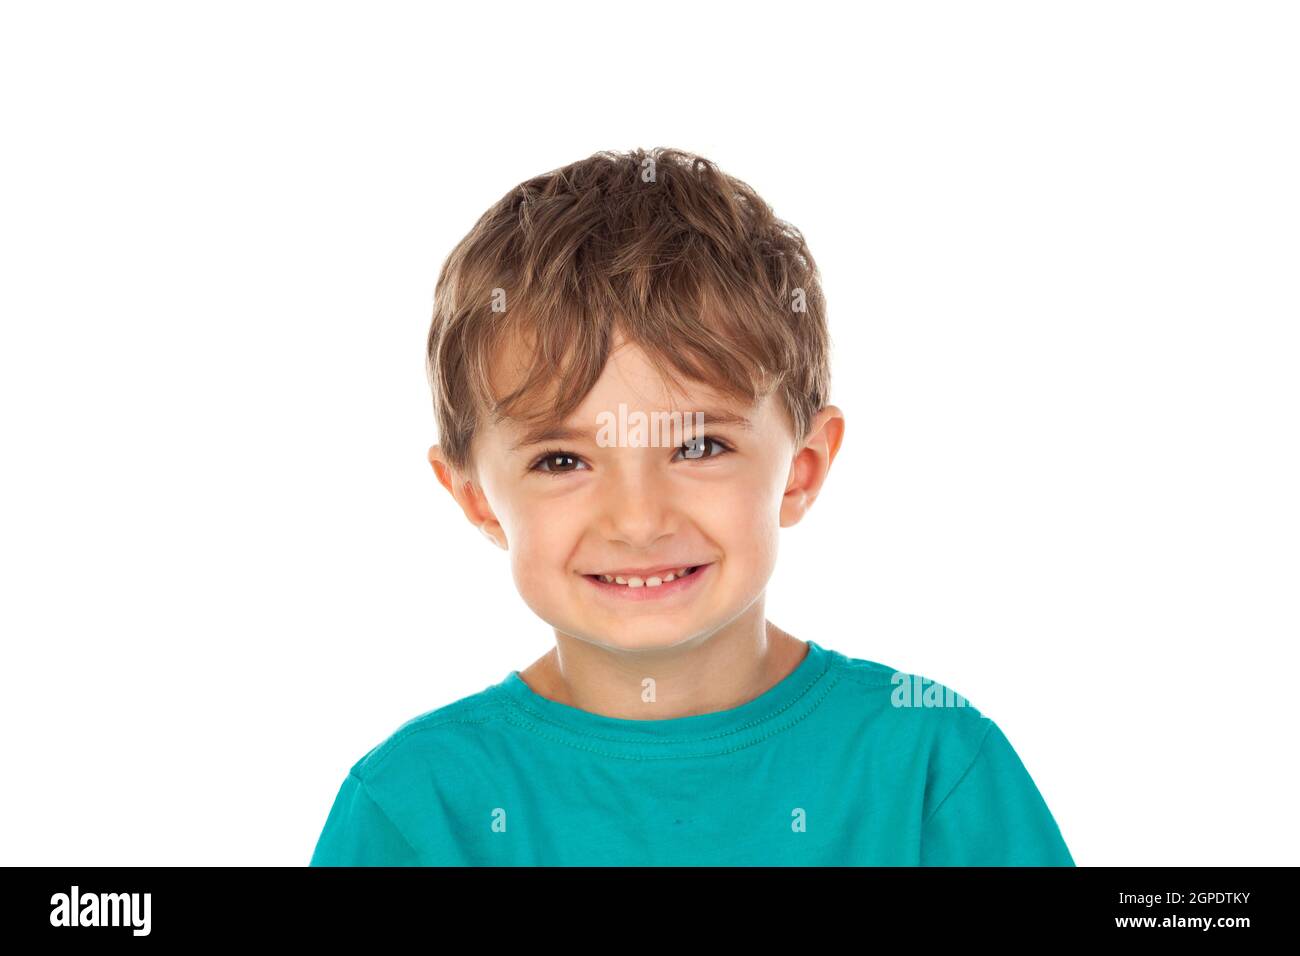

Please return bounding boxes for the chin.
[584,621,722,654]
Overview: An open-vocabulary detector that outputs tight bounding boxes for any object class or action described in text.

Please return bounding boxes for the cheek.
[509,550,571,618]
[499,491,573,551]
[511,560,550,604]
[505,512,578,594]
[697,478,782,570]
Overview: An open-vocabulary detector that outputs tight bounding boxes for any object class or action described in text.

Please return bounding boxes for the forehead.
[483,331,766,450]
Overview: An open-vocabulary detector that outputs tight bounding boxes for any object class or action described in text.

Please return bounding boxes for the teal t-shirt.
[310,640,1074,866]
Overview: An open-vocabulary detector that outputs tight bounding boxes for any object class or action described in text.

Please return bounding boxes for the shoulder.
[819,643,997,775]
[344,679,510,792]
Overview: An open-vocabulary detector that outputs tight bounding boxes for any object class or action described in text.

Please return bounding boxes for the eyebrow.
[508,408,753,452]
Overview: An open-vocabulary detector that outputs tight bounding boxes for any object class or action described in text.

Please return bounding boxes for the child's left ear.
[780,406,845,527]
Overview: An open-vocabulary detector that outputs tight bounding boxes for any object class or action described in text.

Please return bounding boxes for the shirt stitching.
[493,656,837,748]
[361,715,497,776]
[491,670,845,760]
[834,669,902,691]
[921,720,996,827]
[351,771,424,863]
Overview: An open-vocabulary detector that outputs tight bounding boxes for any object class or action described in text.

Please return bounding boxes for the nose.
[592,460,680,549]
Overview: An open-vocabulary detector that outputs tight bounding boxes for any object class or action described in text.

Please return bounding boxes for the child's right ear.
[427,444,508,550]
[427,443,458,496]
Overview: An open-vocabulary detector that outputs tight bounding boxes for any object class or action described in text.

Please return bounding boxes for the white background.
[2,0,1296,866]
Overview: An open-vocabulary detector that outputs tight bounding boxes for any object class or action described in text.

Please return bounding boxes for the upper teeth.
[597,566,694,587]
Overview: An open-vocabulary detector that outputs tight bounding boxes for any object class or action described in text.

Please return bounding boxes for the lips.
[587,561,707,574]
[582,561,713,599]
[585,565,701,584]
[586,564,702,578]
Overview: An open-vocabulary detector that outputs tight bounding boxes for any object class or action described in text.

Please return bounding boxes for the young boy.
[310,147,1074,866]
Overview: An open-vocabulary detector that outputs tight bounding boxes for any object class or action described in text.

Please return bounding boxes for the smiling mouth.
[581,562,711,598]
[584,565,704,587]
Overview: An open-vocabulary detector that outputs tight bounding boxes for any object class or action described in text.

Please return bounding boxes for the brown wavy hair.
[425,146,832,478]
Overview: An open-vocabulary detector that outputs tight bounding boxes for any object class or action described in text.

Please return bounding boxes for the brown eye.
[530,450,589,475]
[674,435,732,461]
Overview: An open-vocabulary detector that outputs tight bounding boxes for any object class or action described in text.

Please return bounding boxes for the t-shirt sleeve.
[920,720,1074,866]
[310,771,423,866]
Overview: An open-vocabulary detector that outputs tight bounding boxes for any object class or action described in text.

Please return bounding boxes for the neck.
[520,609,808,721]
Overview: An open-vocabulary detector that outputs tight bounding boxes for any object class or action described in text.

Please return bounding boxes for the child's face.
[431,333,841,653]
